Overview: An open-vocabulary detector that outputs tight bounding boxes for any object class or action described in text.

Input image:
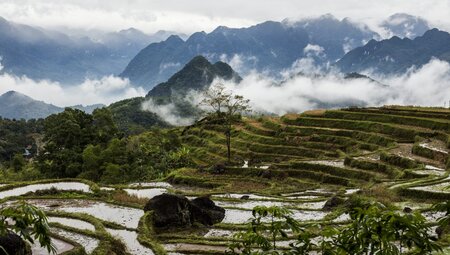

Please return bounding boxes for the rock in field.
[144,193,192,228]
[190,196,225,225]
[144,193,225,229]
[0,232,29,255]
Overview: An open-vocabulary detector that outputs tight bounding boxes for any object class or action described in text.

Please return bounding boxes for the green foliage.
[380,153,421,169]
[0,201,55,253]
[11,153,26,172]
[334,203,441,254]
[283,116,418,142]
[411,143,448,162]
[344,157,397,177]
[228,203,443,255]
[227,206,307,255]
[200,83,251,161]
[107,97,168,135]
[78,129,193,184]
[324,110,450,132]
[0,117,43,162]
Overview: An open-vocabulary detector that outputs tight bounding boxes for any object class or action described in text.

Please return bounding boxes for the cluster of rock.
[0,232,28,255]
[144,194,225,228]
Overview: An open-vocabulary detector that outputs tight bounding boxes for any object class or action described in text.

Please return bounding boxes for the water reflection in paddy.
[124,188,167,199]
[52,228,99,254]
[29,199,143,228]
[30,237,73,255]
[107,228,155,255]
[0,182,91,199]
[223,209,328,224]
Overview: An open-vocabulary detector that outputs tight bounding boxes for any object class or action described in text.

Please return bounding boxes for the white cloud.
[0,0,449,35]
[0,73,145,107]
[218,59,450,115]
[219,54,258,74]
[141,90,204,126]
[303,44,325,57]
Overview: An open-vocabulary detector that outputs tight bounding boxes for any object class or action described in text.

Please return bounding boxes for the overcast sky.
[0,0,449,34]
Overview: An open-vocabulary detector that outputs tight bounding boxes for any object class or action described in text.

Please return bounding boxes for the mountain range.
[336,28,450,74]
[0,16,184,84]
[120,14,377,89]
[0,13,437,88]
[0,91,103,120]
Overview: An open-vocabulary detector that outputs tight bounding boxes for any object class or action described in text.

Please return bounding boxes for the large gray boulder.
[190,196,225,225]
[144,194,225,228]
[144,193,192,228]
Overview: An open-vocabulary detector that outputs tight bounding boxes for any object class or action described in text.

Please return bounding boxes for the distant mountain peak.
[1,90,34,102]
[146,55,241,98]
[336,28,450,75]
[165,34,184,43]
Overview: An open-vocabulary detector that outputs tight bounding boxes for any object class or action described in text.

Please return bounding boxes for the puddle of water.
[100,187,115,191]
[52,228,99,254]
[425,165,445,171]
[128,182,172,188]
[213,194,278,200]
[48,217,96,231]
[419,143,448,154]
[305,160,345,167]
[203,229,234,238]
[0,182,91,199]
[332,213,351,223]
[30,237,74,255]
[29,199,144,228]
[216,200,326,210]
[284,195,322,200]
[422,211,447,222]
[344,189,360,195]
[107,228,154,255]
[282,188,334,198]
[217,200,326,210]
[222,209,327,224]
[412,170,446,176]
[215,200,295,210]
[124,188,167,199]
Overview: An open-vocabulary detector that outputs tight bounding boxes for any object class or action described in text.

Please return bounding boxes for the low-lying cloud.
[219,59,450,115]
[140,58,450,126]
[0,72,146,107]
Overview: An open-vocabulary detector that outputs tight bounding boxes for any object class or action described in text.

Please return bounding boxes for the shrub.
[380,153,421,169]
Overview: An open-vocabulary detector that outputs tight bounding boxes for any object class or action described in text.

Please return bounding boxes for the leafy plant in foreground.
[227,202,443,255]
[0,201,55,254]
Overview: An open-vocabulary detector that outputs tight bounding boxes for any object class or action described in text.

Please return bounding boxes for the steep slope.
[121,15,377,89]
[336,28,450,74]
[147,55,241,98]
[109,56,241,131]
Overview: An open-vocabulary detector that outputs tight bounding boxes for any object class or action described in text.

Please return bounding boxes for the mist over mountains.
[1,12,450,122]
[0,16,185,84]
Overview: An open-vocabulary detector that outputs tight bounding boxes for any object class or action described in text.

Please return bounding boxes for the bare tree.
[200,83,251,162]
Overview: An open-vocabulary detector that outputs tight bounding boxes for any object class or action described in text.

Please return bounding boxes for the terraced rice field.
[0,106,449,254]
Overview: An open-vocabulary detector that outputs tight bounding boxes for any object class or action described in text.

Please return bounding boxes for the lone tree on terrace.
[200,83,251,162]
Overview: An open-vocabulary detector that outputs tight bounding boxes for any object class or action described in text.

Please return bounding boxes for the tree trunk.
[226,130,231,162]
